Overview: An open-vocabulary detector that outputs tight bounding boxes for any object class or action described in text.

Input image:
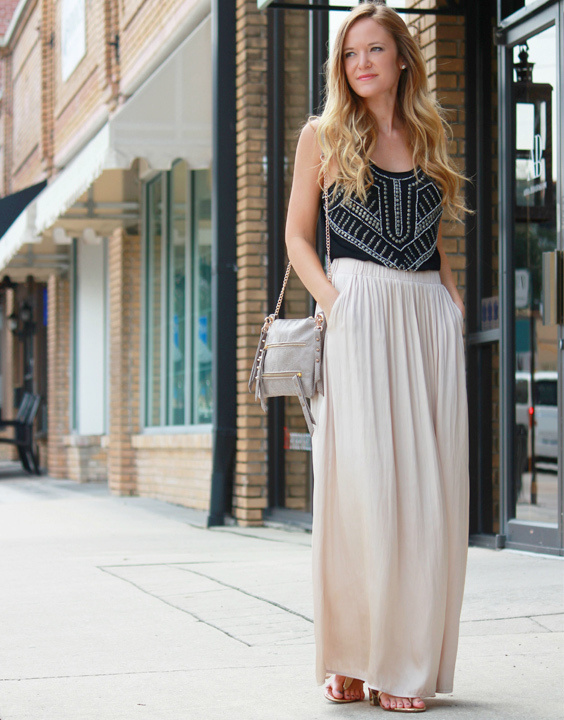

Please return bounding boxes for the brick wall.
[63,434,108,483]
[107,227,141,496]
[0,0,18,197]
[407,0,467,310]
[0,0,19,33]
[11,2,43,190]
[40,0,54,175]
[282,8,312,511]
[118,0,200,94]
[1,47,13,195]
[133,434,212,509]
[52,0,107,166]
[47,275,71,477]
[234,0,269,526]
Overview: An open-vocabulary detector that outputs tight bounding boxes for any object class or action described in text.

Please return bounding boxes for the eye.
[371,46,383,52]
[344,51,355,58]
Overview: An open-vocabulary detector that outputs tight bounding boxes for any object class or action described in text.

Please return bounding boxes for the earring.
[401,65,407,70]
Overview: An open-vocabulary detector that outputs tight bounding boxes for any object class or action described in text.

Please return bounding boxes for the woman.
[284,2,470,713]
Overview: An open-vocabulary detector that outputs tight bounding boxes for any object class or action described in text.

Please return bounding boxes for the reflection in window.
[535,380,557,407]
[191,171,213,424]
[145,163,213,427]
[146,176,163,426]
[169,162,187,425]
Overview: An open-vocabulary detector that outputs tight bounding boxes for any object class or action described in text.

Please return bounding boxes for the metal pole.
[208,0,238,526]
[267,8,287,509]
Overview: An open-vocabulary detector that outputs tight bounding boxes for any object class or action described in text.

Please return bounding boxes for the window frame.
[141,163,213,431]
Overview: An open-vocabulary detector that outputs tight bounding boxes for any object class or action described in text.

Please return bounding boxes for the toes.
[380,693,391,709]
[329,675,344,698]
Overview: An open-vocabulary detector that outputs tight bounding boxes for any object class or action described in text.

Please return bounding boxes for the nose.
[357,51,372,69]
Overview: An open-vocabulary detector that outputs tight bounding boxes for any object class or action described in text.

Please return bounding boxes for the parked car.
[515,371,559,466]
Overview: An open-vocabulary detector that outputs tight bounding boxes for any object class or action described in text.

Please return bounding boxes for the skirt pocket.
[327,277,353,330]
[441,285,464,324]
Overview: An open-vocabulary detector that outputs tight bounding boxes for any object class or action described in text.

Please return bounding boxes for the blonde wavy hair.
[311,1,468,219]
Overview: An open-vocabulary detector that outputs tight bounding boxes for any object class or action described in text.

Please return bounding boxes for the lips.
[357,74,376,80]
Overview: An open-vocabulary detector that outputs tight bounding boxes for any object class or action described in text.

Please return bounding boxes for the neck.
[364,90,400,136]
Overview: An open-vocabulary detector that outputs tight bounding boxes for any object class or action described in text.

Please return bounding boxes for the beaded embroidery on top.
[324,162,443,272]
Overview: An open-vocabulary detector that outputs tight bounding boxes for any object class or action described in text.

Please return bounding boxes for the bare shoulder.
[298,117,339,186]
[297,117,322,157]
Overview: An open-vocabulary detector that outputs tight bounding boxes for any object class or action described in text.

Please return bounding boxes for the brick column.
[234,0,269,526]
[47,275,71,477]
[2,52,13,196]
[408,1,467,303]
[103,0,120,108]
[107,227,141,495]
[41,0,54,175]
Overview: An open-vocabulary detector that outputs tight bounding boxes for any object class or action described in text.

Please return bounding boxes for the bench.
[0,392,41,475]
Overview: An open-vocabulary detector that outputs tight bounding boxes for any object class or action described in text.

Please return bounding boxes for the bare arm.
[285,122,339,318]
[437,221,465,320]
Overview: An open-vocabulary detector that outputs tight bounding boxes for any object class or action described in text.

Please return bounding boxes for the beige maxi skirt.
[311,257,469,699]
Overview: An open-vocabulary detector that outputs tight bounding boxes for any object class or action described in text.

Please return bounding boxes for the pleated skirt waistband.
[330,257,442,286]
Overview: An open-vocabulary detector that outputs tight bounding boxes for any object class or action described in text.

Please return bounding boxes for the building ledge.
[131,433,212,450]
[63,434,109,448]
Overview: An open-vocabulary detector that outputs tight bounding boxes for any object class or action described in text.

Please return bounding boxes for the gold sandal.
[369,688,426,713]
[324,675,364,703]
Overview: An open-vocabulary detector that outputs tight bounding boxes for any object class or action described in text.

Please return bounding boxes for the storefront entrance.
[498,1,563,553]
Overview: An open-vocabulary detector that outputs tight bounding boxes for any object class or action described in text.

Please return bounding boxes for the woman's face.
[342,17,403,100]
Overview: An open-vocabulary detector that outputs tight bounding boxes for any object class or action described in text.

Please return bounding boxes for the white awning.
[34,14,212,236]
[34,123,123,234]
[0,202,40,272]
[109,13,212,172]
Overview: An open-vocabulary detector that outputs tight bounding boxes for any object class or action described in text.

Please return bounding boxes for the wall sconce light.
[9,302,36,339]
[8,311,19,333]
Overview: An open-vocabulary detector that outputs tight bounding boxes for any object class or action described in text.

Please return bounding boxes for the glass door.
[500,3,563,553]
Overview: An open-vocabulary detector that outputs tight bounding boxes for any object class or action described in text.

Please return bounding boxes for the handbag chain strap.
[271,164,332,321]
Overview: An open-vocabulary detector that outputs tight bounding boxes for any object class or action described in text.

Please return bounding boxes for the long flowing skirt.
[311,257,469,699]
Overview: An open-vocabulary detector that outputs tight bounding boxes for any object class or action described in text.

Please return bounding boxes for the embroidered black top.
[320,161,443,272]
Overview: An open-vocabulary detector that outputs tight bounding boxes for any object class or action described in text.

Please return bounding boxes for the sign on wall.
[61,0,86,82]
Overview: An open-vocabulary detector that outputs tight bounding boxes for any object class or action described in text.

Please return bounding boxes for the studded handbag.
[248,170,332,435]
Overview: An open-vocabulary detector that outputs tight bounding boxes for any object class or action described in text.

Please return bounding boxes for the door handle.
[541,250,563,325]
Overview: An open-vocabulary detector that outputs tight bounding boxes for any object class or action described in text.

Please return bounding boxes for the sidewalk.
[0,471,562,720]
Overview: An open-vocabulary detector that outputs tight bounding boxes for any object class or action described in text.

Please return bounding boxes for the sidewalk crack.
[98,567,252,646]
[171,564,314,624]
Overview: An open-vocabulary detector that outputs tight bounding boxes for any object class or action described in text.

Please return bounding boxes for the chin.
[351,84,377,97]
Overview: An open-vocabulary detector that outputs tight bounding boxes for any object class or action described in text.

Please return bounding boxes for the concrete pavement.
[0,467,562,720]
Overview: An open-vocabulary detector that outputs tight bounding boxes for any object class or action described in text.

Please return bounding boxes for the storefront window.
[146,176,164,427]
[169,162,187,425]
[145,163,213,427]
[191,170,213,424]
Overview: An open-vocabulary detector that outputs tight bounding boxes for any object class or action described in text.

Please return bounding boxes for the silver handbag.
[248,171,332,435]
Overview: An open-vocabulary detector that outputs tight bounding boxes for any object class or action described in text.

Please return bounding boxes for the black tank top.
[320,161,442,272]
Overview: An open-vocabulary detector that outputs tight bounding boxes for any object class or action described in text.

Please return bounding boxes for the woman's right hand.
[322,286,341,322]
